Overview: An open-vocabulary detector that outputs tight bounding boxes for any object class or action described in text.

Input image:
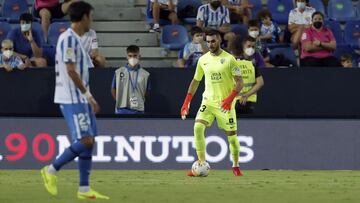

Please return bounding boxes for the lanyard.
[127,68,139,92]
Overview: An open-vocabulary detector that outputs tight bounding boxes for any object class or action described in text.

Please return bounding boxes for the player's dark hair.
[312,11,324,20]
[190,26,203,36]
[257,9,272,22]
[205,29,221,38]
[68,1,94,23]
[248,20,259,28]
[19,13,33,23]
[127,45,140,53]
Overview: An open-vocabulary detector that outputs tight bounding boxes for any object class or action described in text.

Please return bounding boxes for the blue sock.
[78,146,93,186]
[53,141,87,171]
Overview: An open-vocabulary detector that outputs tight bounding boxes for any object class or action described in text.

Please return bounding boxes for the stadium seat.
[160,24,189,50]
[177,0,203,25]
[309,0,325,15]
[2,0,29,23]
[333,44,358,62]
[230,24,248,37]
[324,20,344,46]
[267,0,293,24]
[249,0,263,19]
[146,0,171,25]
[269,47,297,67]
[42,44,56,66]
[327,0,356,21]
[47,22,70,46]
[0,21,11,43]
[344,21,360,49]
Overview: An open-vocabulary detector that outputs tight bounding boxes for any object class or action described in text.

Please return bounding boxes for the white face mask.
[244,47,255,57]
[248,30,259,38]
[3,50,13,58]
[297,2,306,10]
[128,57,139,67]
[21,23,31,32]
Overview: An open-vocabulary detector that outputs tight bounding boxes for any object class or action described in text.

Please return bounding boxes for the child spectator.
[340,54,353,68]
[0,39,27,72]
[178,26,208,68]
[257,9,282,43]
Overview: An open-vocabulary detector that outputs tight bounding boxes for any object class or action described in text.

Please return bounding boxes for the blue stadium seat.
[269,47,297,67]
[160,24,189,50]
[249,0,263,19]
[344,21,360,49]
[267,0,293,24]
[231,24,248,37]
[309,0,325,14]
[324,20,344,46]
[146,0,171,25]
[0,21,11,43]
[2,0,29,23]
[333,44,358,62]
[177,0,202,25]
[47,22,70,46]
[327,0,356,21]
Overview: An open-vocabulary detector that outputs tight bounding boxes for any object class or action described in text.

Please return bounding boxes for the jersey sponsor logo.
[301,32,307,40]
[211,72,222,81]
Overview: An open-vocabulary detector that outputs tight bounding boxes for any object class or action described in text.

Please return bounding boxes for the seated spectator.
[7,13,47,68]
[149,0,179,32]
[231,36,266,68]
[300,12,340,67]
[288,0,315,47]
[221,0,252,25]
[257,9,282,44]
[248,20,273,67]
[0,39,27,72]
[340,54,353,68]
[111,45,150,114]
[81,29,106,67]
[33,0,75,41]
[178,26,208,68]
[196,0,235,51]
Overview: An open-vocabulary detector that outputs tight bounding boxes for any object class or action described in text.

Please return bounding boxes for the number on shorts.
[199,105,207,112]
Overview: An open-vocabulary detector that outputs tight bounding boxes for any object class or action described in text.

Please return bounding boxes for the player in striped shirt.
[40,1,109,200]
[196,0,235,51]
[81,29,106,67]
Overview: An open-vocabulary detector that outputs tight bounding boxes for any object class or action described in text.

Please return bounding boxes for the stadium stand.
[0,21,11,43]
[324,20,344,45]
[309,0,325,15]
[47,21,70,46]
[160,24,189,50]
[267,0,293,24]
[327,0,357,21]
[344,20,360,49]
[249,0,263,19]
[2,0,29,22]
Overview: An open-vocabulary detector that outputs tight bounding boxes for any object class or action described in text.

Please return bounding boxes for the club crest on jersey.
[220,58,225,64]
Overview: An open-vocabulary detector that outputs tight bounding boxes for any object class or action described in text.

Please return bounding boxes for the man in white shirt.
[288,0,315,47]
[81,29,106,67]
[149,0,179,32]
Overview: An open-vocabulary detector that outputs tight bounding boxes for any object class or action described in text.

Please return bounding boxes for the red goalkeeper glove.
[221,90,238,113]
[181,93,193,120]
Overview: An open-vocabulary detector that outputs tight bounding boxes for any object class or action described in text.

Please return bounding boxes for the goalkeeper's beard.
[209,46,220,54]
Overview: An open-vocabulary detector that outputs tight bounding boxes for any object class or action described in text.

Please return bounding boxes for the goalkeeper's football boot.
[40,166,58,196]
[186,170,195,177]
[77,188,110,200]
[232,167,243,176]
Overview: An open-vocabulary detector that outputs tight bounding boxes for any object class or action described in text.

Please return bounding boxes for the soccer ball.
[191,160,210,177]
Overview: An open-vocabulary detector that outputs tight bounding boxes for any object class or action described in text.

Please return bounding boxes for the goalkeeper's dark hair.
[205,29,221,38]
[127,45,140,53]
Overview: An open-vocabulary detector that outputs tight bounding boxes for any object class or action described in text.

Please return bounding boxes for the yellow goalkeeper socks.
[194,122,206,162]
[227,134,240,167]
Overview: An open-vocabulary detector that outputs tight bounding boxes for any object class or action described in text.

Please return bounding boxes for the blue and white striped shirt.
[196,4,230,29]
[0,54,23,69]
[54,28,94,104]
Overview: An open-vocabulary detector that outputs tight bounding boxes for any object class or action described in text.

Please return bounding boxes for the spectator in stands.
[178,26,208,68]
[300,11,340,67]
[111,45,150,114]
[231,36,264,114]
[340,54,353,68]
[196,0,235,51]
[257,9,282,43]
[149,0,179,32]
[288,0,315,47]
[248,20,273,67]
[0,39,27,72]
[7,13,47,67]
[33,0,75,41]
[221,0,252,25]
[231,36,266,68]
[81,29,106,67]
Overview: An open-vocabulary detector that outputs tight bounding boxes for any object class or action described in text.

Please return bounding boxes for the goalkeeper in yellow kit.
[181,29,244,176]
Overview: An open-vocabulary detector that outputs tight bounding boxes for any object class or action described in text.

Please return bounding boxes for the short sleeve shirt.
[288,7,315,25]
[300,27,336,59]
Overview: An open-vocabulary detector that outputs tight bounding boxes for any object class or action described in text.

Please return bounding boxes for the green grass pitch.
[1,170,360,203]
